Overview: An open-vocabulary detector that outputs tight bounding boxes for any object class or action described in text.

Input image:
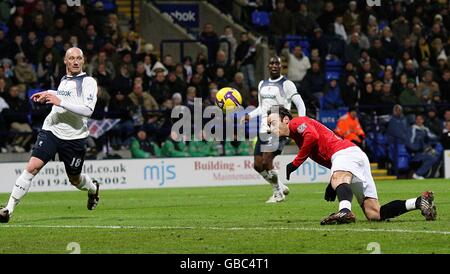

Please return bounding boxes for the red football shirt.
[288,116,355,168]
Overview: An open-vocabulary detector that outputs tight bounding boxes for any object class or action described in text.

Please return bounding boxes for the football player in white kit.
[0,47,100,223]
[242,56,306,203]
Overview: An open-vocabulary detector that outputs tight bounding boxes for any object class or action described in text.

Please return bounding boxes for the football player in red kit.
[267,106,437,225]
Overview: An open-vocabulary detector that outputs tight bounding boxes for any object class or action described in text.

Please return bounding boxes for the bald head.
[64,47,84,76]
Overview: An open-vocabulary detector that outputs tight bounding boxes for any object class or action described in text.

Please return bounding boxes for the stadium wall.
[445,150,450,179]
[0,156,330,193]
[139,1,207,61]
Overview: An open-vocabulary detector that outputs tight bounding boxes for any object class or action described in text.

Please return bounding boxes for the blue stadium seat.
[325,71,340,81]
[285,35,310,57]
[252,11,270,27]
[325,58,343,73]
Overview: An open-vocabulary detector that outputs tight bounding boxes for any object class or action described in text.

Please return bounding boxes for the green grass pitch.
[0,179,449,254]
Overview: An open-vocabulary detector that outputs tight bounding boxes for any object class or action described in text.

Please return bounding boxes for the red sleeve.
[291,120,319,167]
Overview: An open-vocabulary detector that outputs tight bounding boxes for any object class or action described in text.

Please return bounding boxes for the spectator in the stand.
[345,32,362,65]
[399,79,423,114]
[129,83,159,128]
[117,50,135,76]
[340,74,359,108]
[130,130,161,158]
[149,69,171,105]
[408,114,442,179]
[213,67,229,89]
[442,120,450,150]
[0,30,10,60]
[379,83,397,115]
[112,64,132,95]
[402,59,419,81]
[317,1,336,33]
[37,51,59,90]
[417,70,440,103]
[302,61,325,100]
[295,3,315,37]
[37,36,62,67]
[321,76,345,110]
[182,56,193,83]
[184,86,197,113]
[161,130,189,157]
[107,90,136,149]
[248,86,258,107]
[397,37,416,61]
[92,63,112,92]
[343,1,360,33]
[203,87,218,108]
[417,37,432,63]
[229,72,249,105]
[281,45,310,91]
[4,86,32,152]
[209,49,233,82]
[359,82,381,115]
[23,31,40,66]
[198,23,219,65]
[269,0,294,53]
[425,108,442,137]
[395,53,419,77]
[167,71,187,96]
[162,55,176,72]
[335,106,365,148]
[172,92,183,108]
[387,104,409,145]
[89,51,115,79]
[190,73,208,100]
[134,62,151,92]
[391,15,410,43]
[381,26,400,59]
[219,26,237,65]
[13,53,37,89]
[334,15,347,42]
[369,38,390,66]
[439,69,450,103]
[311,27,328,57]
[234,32,256,88]
[51,17,70,43]
[193,63,210,97]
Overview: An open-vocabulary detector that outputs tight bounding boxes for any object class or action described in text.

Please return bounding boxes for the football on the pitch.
[215,87,243,113]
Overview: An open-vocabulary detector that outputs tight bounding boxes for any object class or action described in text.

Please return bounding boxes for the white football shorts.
[330,146,378,205]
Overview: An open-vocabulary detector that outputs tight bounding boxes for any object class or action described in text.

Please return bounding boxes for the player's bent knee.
[26,157,45,175]
[364,209,381,221]
[253,162,265,173]
[330,171,352,189]
[68,174,82,186]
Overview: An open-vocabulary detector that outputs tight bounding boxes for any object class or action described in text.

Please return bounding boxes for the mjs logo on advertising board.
[143,161,176,186]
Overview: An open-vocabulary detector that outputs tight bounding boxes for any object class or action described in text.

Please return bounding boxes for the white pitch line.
[1,224,450,235]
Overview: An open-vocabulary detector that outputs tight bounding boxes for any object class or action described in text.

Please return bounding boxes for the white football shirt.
[42,72,98,140]
[249,76,302,133]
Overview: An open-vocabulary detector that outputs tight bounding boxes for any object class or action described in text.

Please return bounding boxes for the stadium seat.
[251,10,270,27]
[285,35,310,57]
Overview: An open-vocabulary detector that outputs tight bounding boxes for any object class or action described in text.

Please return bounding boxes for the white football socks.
[75,174,97,195]
[260,169,282,192]
[6,170,35,214]
[405,198,418,211]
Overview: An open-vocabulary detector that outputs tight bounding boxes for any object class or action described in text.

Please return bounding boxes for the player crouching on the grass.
[267,106,437,225]
[0,47,99,223]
